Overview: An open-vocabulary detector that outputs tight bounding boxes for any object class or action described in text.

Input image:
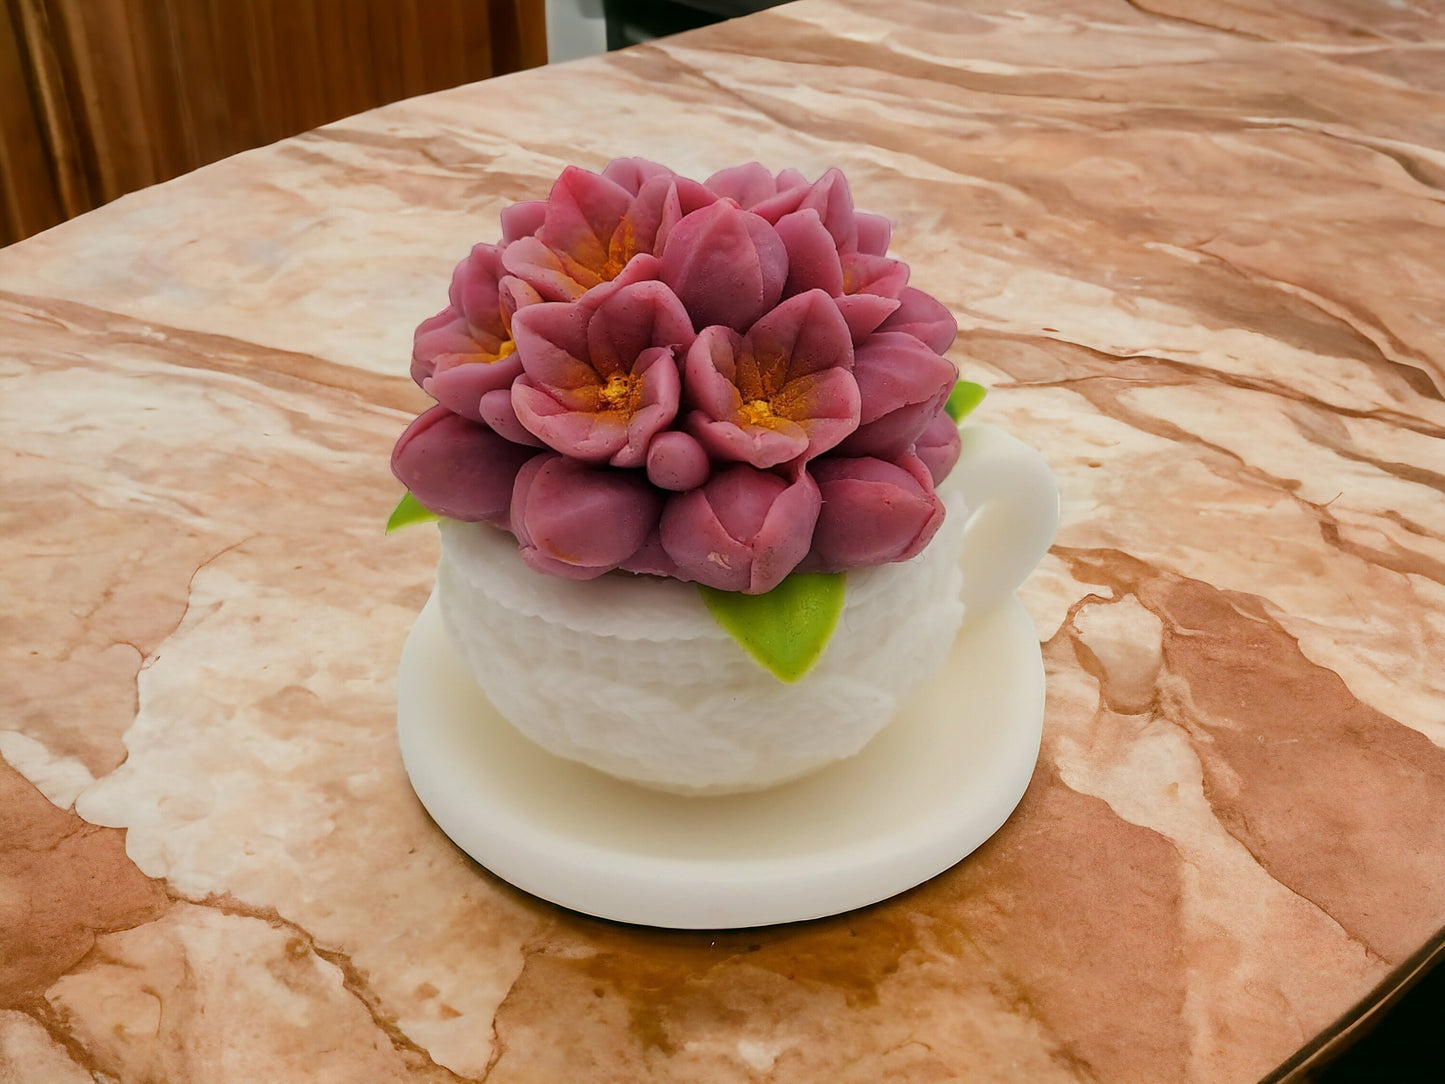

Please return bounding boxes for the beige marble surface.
[4,0,1444,1080]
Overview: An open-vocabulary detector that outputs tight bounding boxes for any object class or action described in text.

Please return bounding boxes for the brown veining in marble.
[0,761,168,1007]
[1061,549,1445,961]
[3,0,1444,1079]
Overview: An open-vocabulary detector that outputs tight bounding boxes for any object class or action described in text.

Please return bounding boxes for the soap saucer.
[397,592,1044,929]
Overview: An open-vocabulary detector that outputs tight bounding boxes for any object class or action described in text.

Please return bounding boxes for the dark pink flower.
[410,244,538,421]
[659,200,788,333]
[878,286,958,354]
[855,211,892,257]
[391,405,536,526]
[804,453,944,571]
[500,200,547,244]
[502,164,716,302]
[838,331,957,458]
[601,157,676,195]
[704,162,808,217]
[685,289,859,468]
[660,466,820,594]
[509,280,694,467]
[914,408,962,485]
[645,430,711,492]
[510,454,661,579]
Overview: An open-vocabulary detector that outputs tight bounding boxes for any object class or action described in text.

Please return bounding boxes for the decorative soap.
[392,159,987,792]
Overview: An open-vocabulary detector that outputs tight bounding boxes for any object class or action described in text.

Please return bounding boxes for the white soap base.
[397,591,1045,929]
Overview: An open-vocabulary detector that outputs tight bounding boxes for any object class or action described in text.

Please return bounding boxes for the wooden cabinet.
[0,0,546,245]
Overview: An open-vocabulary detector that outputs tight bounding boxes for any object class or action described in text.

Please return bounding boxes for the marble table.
[3,0,1443,1080]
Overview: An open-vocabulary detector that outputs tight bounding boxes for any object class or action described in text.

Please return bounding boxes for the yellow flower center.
[602,218,643,281]
[598,373,641,412]
[739,398,779,428]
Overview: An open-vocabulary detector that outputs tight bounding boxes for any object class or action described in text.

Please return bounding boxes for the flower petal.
[646,430,711,491]
[659,466,819,593]
[611,347,681,468]
[849,331,958,424]
[914,408,962,485]
[500,200,547,244]
[834,293,901,344]
[586,280,695,377]
[854,211,892,256]
[601,157,675,195]
[446,244,509,336]
[478,387,546,447]
[805,453,943,570]
[682,326,746,419]
[511,378,629,463]
[744,288,854,378]
[704,162,777,208]
[797,167,857,253]
[424,353,523,421]
[688,410,809,469]
[878,286,958,353]
[536,166,636,275]
[501,236,593,302]
[776,367,862,459]
[511,453,661,578]
[650,176,720,256]
[391,405,535,526]
[841,252,909,298]
[774,209,845,298]
[511,300,594,390]
[660,201,788,332]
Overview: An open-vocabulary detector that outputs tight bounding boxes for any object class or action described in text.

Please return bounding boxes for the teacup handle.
[949,423,1060,615]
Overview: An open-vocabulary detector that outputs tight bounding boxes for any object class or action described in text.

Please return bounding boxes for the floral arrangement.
[390,159,982,679]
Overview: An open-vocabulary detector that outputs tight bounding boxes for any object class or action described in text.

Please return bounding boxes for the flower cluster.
[392,159,962,595]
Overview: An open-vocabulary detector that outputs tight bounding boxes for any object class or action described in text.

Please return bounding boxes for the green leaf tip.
[386,490,441,533]
[945,380,987,423]
[699,573,846,683]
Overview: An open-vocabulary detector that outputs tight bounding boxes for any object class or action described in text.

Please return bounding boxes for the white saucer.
[397,592,1044,929]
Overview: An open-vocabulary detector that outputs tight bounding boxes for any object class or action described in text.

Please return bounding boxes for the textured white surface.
[435,425,1057,791]
[397,589,1046,928]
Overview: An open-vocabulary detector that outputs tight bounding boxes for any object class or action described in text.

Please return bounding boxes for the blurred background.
[0,0,790,246]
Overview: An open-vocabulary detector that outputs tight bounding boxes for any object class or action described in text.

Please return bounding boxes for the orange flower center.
[594,372,643,414]
[739,398,782,429]
[602,218,643,281]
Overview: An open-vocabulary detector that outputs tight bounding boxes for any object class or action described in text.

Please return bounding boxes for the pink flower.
[804,454,944,571]
[410,244,539,421]
[659,200,788,333]
[509,280,694,467]
[706,163,892,257]
[660,466,820,594]
[770,194,908,345]
[645,430,711,492]
[914,408,962,485]
[502,164,716,302]
[510,454,662,579]
[391,405,537,526]
[705,162,809,217]
[392,159,973,592]
[878,286,958,354]
[685,289,860,468]
[838,331,957,458]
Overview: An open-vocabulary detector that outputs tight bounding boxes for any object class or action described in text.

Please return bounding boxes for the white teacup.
[436,423,1058,794]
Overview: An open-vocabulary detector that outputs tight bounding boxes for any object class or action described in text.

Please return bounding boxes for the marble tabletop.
[4,0,1444,1080]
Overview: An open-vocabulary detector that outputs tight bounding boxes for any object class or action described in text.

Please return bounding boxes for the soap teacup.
[435,423,1058,794]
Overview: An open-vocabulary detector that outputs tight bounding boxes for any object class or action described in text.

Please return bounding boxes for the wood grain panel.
[0,0,546,245]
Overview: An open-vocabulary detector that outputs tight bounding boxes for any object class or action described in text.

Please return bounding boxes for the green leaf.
[386,491,440,533]
[944,380,987,423]
[699,573,846,683]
